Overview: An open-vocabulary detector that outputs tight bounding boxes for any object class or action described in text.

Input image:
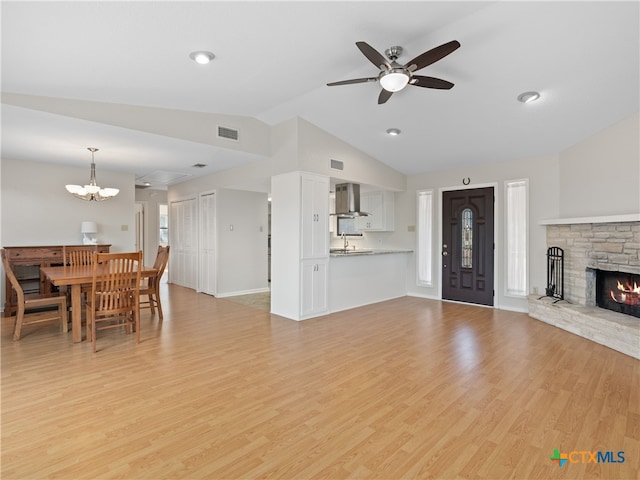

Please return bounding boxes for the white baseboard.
[215,287,270,298]
[330,294,406,315]
[407,292,441,301]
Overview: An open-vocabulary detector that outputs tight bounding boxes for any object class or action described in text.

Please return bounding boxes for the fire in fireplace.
[596,270,640,318]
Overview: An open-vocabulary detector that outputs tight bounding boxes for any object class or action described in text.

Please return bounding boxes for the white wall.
[1,158,136,250]
[558,113,640,217]
[3,93,272,158]
[270,172,302,319]
[215,188,269,296]
[297,118,406,191]
[270,118,300,175]
[169,156,271,200]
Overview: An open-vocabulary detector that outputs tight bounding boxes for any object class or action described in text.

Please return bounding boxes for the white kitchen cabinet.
[358,191,395,231]
[300,259,328,318]
[301,173,329,258]
[271,171,329,321]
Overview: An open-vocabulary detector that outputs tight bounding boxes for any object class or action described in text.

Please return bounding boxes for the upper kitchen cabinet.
[301,173,329,258]
[358,191,395,231]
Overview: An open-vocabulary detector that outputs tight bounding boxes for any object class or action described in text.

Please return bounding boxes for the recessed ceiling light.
[386,128,401,136]
[517,91,540,103]
[189,51,215,65]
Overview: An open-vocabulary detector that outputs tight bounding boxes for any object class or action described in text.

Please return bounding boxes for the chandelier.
[65,147,119,201]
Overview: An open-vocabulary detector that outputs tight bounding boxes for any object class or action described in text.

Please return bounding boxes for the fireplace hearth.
[530,218,640,359]
[596,269,640,318]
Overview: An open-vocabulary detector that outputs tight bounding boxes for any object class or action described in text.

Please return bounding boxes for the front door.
[442,187,494,306]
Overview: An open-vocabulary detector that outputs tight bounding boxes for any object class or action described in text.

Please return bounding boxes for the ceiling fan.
[327,40,461,104]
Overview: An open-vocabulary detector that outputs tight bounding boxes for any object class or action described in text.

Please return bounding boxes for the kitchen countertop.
[329,248,413,257]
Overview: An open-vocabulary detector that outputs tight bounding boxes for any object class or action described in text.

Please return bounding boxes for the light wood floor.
[222,291,271,313]
[2,284,638,479]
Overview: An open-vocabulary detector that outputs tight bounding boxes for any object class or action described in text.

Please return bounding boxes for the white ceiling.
[2,1,639,190]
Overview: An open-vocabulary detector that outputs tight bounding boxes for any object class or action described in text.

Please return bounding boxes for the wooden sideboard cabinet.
[2,245,110,317]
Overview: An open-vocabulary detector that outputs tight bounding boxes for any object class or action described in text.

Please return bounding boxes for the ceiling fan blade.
[404,40,461,72]
[410,75,454,89]
[356,41,391,69]
[378,89,393,104]
[327,77,378,87]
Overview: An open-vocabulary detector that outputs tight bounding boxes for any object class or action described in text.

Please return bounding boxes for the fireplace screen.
[596,270,640,318]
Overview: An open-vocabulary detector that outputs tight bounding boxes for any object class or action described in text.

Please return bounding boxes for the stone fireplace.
[528,216,640,359]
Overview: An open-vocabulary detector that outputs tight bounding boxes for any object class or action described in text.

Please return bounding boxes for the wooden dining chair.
[61,245,98,318]
[86,251,142,353]
[139,245,170,319]
[62,245,97,266]
[1,249,68,341]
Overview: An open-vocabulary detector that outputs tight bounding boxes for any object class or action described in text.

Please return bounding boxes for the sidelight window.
[505,179,528,296]
[159,204,169,246]
[417,190,433,286]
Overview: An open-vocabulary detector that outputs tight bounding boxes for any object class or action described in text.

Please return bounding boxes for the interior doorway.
[134,202,145,260]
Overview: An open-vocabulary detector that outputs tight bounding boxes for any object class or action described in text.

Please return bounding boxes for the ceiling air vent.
[217,125,239,142]
[330,159,344,171]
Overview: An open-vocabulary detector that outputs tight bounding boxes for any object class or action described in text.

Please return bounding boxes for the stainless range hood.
[333,183,370,218]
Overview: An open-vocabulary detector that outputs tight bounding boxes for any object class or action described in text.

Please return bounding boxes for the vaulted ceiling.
[2,1,638,190]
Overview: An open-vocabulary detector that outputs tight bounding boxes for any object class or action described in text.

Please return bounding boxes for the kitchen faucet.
[342,232,349,250]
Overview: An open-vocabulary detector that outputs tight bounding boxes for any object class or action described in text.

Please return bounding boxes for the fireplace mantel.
[540,213,640,225]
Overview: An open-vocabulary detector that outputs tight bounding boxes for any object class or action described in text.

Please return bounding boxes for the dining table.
[40,264,158,343]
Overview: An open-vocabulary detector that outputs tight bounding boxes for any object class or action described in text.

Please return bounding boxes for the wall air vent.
[330,159,344,171]
[217,125,239,142]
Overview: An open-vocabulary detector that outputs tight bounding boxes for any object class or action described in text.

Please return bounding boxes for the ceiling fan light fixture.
[189,51,215,65]
[379,69,410,92]
[517,91,540,103]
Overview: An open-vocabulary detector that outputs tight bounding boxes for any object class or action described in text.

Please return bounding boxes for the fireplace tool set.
[541,246,564,303]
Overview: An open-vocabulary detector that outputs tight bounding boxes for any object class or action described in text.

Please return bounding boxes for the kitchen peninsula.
[329,249,413,313]
[271,171,408,322]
